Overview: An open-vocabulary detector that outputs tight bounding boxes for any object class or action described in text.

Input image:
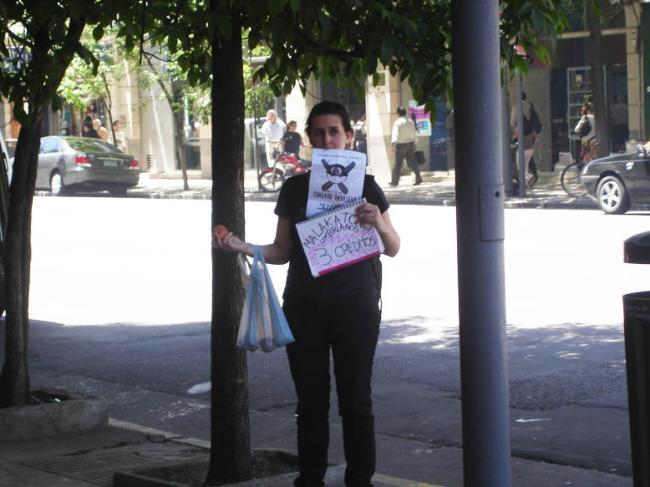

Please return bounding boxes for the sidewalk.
[8,169,632,486]
[0,413,631,486]
[0,411,439,486]
[125,169,599,210]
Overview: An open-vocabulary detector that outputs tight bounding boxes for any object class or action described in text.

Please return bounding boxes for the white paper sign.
[296,198,385,278]
[306,149,367,218]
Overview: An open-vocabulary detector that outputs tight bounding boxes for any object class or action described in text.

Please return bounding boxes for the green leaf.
[531,10,545,32]
[269,0,285,15]
[169,35,178,53]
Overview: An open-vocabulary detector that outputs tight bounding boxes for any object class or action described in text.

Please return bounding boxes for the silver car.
[37,136,140,195]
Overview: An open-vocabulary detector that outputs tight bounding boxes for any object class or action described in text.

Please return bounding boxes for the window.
[40,138,59,154]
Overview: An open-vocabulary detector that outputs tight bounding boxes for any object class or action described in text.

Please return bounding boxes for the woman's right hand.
[213,227,250,254]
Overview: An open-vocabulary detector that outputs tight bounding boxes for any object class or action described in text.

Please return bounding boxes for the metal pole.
[451,0,512,484]
[516,76,526,197]
[501,85,513,195]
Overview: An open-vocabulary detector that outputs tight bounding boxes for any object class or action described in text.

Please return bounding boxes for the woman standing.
[213,101,400,486]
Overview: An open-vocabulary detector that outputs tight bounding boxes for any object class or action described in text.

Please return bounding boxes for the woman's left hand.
[355,202,384,231]
[355,202,400,257]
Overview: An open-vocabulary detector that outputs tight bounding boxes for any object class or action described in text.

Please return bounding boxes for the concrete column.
[365,69,397,183]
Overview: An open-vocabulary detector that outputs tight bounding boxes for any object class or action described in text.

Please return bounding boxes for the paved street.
[9,196,650,485]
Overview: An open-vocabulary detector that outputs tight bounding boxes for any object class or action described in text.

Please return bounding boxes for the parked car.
[36,136,140,195]
[581,145,650,214]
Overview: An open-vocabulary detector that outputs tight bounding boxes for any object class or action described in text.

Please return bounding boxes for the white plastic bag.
[236,246,294,352]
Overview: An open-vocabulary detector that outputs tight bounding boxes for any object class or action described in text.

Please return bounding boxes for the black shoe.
[527,175,538,189]
[413,178,423,186]
[389,182,398,187]
[294,477,324,487]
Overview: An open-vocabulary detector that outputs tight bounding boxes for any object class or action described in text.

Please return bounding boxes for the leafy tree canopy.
[111,0,569,118]
[0,1,125,124]
[57,27,125,110]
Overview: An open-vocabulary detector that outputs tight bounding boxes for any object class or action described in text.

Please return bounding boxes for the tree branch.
[5,29,34,50]
[142,50,174,107]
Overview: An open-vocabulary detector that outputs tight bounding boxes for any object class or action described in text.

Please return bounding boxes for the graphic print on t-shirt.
[307,149,366,218]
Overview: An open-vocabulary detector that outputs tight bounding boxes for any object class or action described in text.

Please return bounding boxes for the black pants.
[284,298,381,486]
[391,142,421,185]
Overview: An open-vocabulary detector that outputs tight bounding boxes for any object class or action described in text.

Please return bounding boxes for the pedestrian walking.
[390,106,422,186]
[510,91,542,189]
[214,100,401,487]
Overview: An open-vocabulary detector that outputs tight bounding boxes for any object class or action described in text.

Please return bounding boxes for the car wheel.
[596,175,630,214]
[50,171,66,196]
[109,186,128,196]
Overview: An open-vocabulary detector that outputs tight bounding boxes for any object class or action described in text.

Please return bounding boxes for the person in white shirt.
[261,109,286,166]
[390,106,422,186]
[110,120,127,152]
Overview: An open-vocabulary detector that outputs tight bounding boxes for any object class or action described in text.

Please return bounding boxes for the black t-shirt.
[83,128,100,139]
[274,172,389,303]
[282,131,302,155]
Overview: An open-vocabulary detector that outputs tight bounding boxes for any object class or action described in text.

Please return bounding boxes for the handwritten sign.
[296,199,385,278]
[306,149,366,218]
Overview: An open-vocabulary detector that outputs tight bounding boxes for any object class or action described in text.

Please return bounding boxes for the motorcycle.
[258,150,310,191]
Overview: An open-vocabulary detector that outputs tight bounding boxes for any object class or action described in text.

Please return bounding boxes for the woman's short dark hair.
[305,101,353,135]
[397,106,407,117]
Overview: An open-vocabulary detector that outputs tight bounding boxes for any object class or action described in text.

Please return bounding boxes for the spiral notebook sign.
[296,198,385,277]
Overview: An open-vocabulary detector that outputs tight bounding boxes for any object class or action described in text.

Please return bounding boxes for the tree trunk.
[0,15,84,409]
[586,0,610,157]
[0,112,42,407]
[205,17,252,486]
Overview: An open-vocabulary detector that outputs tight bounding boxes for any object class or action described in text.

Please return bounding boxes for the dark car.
[37,136,140,195]
[581,146,650,214]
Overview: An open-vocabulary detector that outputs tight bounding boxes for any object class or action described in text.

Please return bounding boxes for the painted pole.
[451,0,512,485]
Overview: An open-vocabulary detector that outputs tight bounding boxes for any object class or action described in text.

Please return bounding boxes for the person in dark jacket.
[82,115,100,139]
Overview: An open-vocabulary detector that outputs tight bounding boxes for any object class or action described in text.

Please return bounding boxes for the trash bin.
[623,231,650,487]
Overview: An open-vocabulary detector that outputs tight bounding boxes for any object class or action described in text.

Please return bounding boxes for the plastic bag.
[236,246,294,352]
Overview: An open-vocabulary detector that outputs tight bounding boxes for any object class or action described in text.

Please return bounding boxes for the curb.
[36,186,606,210]
[0,389,107,441]
[107,418,439,487]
